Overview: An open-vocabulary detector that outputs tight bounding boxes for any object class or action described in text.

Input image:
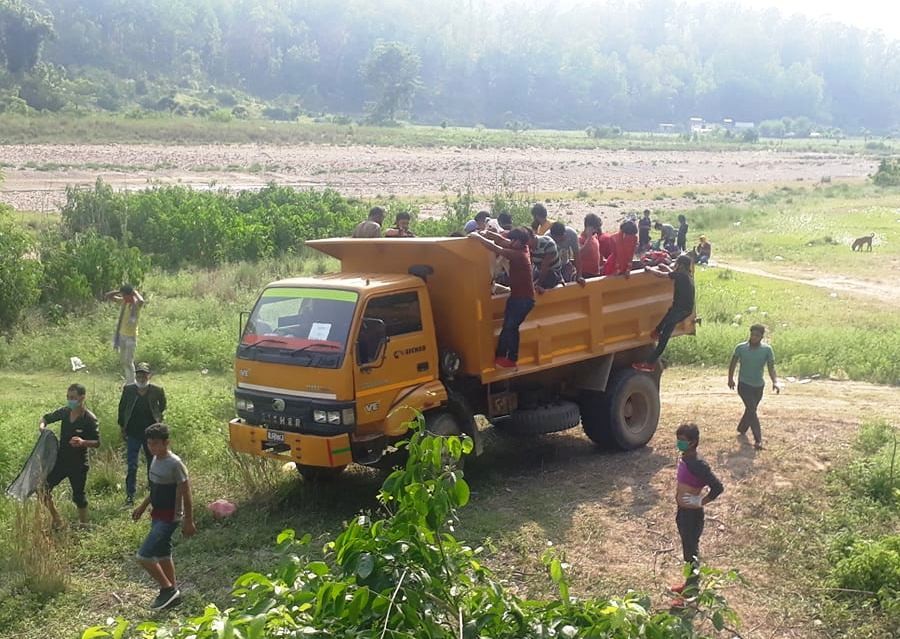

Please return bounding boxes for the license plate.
[266,430,285,443]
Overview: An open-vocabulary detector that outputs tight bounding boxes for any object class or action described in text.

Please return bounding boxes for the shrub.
[831,535,900,608]
[741,128,759,143]
[873,159,900,187]
[586,124,622,139]
[40,232,149,309]
[0,208,42,333]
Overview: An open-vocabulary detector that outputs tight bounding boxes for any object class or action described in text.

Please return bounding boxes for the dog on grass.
[851,233,875,252]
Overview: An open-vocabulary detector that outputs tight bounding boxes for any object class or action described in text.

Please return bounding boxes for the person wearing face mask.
[39,383,100,528]
[106,283,145,385]
[118,362,167,506]
[672,423,723,602]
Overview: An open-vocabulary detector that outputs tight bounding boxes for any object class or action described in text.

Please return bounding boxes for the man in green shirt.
[728,324,780,450]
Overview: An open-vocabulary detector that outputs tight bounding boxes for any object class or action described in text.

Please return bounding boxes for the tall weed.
[5,501,70,597]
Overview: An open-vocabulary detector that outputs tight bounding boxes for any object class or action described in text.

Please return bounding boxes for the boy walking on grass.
[132,423,196,611]
[470,228,535,369]
[728,324,780,450]
[634,254,695,372]
[672,423,723,598]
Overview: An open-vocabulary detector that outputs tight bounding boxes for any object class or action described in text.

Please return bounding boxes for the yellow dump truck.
[228,237,695,478]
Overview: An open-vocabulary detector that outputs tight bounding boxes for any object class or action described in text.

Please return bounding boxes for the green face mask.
[676,440,691,452]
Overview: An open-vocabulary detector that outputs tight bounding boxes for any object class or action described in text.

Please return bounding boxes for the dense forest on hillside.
[1,0,899,132]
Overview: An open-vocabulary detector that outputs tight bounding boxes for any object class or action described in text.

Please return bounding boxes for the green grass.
[0,113,884,152]
[680,184,900,277]
[668,267,900,385]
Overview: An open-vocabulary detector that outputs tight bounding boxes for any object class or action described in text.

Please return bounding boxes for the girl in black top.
[39,383,100,527]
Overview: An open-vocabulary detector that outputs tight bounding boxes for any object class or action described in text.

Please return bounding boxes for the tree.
[360,40,421,124]
[0,0,54,74]
[0,205,42,333]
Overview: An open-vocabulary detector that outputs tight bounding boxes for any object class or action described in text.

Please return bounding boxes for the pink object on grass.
[208,499,236,519]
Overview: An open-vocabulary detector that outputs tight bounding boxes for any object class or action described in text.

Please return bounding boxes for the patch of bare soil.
[464,371,898,639]
[0,144,874,212]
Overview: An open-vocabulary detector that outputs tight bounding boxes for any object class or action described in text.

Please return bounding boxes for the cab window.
[363,291,422,336]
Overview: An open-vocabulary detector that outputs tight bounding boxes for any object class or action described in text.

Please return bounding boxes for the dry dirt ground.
[0,144,875,212]
[462,370,898,639]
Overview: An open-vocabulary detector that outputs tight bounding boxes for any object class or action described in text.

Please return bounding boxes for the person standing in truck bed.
[469,228,535,369]
[352,206,385,238]
[603,221,639,277]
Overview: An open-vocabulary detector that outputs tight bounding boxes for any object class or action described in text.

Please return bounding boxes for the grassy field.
[1,185,898,638]
[0,113,890,152]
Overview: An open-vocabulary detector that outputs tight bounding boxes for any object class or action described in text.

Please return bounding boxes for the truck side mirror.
[357,318,388,367]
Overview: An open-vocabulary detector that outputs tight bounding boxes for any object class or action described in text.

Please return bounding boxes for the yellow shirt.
[117,301,140,337]
[536,220,553,236]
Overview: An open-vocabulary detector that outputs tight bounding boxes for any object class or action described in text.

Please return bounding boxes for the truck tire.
[578,390,616,448]
[297,464,347,481]
[499,400,581,436]
[425,409,466,469]
[604,369,660,450]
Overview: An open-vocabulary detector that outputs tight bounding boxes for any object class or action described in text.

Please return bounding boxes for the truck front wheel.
[604,369,660,450]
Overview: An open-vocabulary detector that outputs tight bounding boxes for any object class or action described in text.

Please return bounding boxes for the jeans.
[648,307,692,363]
[676,507,705,588]
[737,382,765,443]
[126,435,152,498]
[137,519,180,561]
[118,335,137,385]
[496,297,535,362]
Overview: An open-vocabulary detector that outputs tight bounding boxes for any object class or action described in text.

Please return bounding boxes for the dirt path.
[716,260,900,305]
[464,371,897,638]
[0,144,874,212]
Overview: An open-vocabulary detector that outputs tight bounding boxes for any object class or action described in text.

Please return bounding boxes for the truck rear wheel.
[297,464,347,481]
[578,390,616,448]
[498,400,581,436]
[604,369,660,450]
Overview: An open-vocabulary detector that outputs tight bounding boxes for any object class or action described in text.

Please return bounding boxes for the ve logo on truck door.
[365,401,380,413]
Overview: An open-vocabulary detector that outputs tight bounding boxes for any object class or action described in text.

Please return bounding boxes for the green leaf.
[453,477,470,507]
[356,553,375,580]
[80,629,110,639]
[712,610,724,631]
[276,529,295,545]
[306,561,330,577]
[550,558,563,584]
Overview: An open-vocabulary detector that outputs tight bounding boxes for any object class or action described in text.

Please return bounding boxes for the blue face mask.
[676,439,691,452]
[67,399,80,410]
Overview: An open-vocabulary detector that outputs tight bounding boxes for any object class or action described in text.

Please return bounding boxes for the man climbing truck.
[228,237,696,479]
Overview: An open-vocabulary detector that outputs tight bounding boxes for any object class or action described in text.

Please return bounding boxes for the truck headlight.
[327,411,341,425]
[236,398,255,412]
[313,410,327,423]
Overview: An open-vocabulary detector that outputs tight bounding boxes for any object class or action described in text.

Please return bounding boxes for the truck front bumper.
[228,418,354,468]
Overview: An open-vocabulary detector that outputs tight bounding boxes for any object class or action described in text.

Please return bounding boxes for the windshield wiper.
[241,338,289,351]
[290,342,343,356]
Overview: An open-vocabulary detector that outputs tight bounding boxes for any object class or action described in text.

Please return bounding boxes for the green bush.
[873,159,900,187]
[0,208,42,333]
[40,232,149,309]
[60,182,368,268]
[831,535,900,608]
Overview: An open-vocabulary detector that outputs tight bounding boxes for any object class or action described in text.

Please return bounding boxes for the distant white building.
[689,117,704,133]
[658,123,675,133]
[735,121,755,130]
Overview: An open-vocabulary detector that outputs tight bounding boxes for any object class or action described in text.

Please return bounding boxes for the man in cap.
[118,362,167,506]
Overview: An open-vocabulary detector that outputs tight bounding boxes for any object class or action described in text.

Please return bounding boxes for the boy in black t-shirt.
[39,383,101,527]
[634,255,695,372]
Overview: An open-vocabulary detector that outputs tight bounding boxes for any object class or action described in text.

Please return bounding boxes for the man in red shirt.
[579,213,603,278]
[603,221,639,277]
[469,228,536,369]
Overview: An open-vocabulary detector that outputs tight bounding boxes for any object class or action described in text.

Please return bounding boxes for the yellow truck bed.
[307,237,695,382]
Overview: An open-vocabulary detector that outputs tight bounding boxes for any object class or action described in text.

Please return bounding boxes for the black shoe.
[124,496,134,507]
[150,587,181,611]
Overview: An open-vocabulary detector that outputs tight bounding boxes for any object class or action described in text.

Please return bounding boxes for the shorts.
[45,463,88,508]
[137,519,180,562]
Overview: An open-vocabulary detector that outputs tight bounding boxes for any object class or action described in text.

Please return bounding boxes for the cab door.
[353,289,437,433]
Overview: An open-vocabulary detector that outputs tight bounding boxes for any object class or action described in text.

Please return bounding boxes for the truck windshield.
[239,287,358,368]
